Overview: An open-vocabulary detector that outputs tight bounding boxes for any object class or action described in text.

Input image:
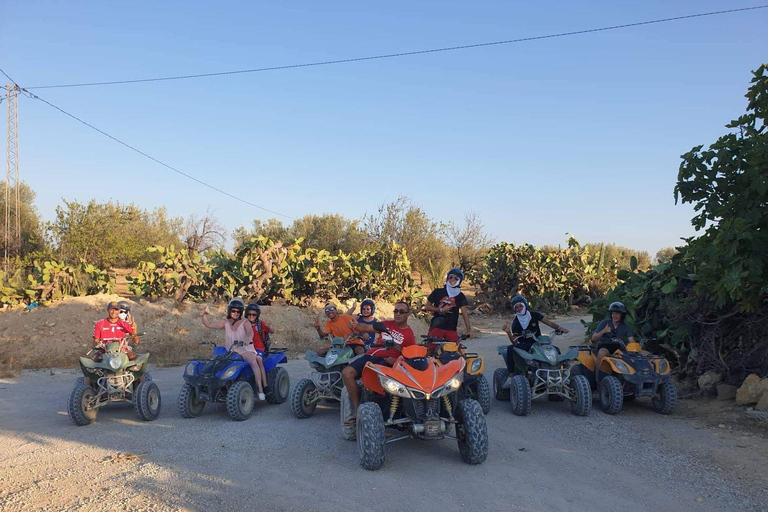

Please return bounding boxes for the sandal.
[343,418,356,426]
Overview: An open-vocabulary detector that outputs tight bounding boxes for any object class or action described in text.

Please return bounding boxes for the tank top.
[224,320,251,351]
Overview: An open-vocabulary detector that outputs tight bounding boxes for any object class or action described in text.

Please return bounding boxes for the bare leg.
[342,366,360,413]
[256,355,267,387]
[352,346,365,356]
[241,351,264,394]
[316,346,330,357]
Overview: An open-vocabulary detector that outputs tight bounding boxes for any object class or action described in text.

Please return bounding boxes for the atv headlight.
[613,361,630,374]
[379,376,409,397]
[543,347,558,364]
[658,359,669,373]
[325,353,339,365]
[221,366,238,380]
[108,356,121,370]
[470,359,482,373]
[446,374,463,392]
[184,363,196,376]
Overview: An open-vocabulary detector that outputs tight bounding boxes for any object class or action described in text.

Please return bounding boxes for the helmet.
[447,268,464,284]
[117,300,131,312]
[360,298,375,316]
[245,303,261,318]
[608,301,627,314]
[107,301,120,311]
[510,295,528,310]
[227,298,245,318]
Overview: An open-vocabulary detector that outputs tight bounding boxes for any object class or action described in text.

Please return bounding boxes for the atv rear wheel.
[178,382,206,418]
[357,402,385,470]
[493,368,510,401]
[456,399,488,465]
[599,376,623,415]
[68,383,98,426]
[569,374,592,417]
[135,381,162,421]
[226,381,254,421]
[510,374,532,416]
[290,378,318,419]
[265,367,290,404]
[475,374,492,414]
[652,380,678,415]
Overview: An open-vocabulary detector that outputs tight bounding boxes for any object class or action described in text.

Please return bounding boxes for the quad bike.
[423,334,491,414]
[354,326,488,470]
[571,336,677,415]
[179,340,289,421]
[493,329,591,417]
[290,334,360,419]
[68,337,160,426]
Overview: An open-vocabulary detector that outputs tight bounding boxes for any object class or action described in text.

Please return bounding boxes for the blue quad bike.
[178,340,290,421]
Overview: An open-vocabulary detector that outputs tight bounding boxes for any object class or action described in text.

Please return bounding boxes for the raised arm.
[200,307,225,329]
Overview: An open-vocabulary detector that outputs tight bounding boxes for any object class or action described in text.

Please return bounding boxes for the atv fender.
[217,361,251,380]
[263,352,287,373]
[557,347,579,363]
[132,353,150,367]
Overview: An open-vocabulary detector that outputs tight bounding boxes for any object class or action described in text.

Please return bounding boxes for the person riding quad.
[117,300,140,344]
[501,295,569,374]
[591,301,648,373]
[424,268,475,348]
[341,301,416,424]
[201,298,267,401]
[93,301,137,361]
[345,298,378,351]
[312,301,364,356]
[245,303,270,394]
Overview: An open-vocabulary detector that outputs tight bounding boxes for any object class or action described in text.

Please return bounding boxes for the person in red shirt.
[93,301,137,360]
[341,301,416,421]
[245,303,270,392]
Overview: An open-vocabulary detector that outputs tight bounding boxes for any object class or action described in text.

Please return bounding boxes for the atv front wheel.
[178,382,206,418]
[510,374,532,416]
[135,381,162,421]
[68,383,98,426]
[227,381,255,421]
[493,368,510,401]
[652,381,678,415]
[290,378,318,419]
[599,376,623,415]
[265,367,290,404]
[569,374,592,417]
[456,399,488,465]
[357,402,385,470]
[475,374,492,414]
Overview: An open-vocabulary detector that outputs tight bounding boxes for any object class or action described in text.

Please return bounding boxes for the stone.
[698,370,723,389]
[756,392,768,412]
[716,384,738,401]
[736,374,768,405]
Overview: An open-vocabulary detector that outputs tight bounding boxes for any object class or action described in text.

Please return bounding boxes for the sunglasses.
[324,307,336,313]
[230,309,242,314]
[246,312,258,317]
[393,309,409,315]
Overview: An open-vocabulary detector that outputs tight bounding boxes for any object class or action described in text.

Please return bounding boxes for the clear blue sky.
[2,1,766,257]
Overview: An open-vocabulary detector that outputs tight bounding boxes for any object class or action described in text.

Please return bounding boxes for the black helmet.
[117,300,131,313]
[608,301,627,314]
[447,268,464,284]
[227,298,245,318]
[510,295,528,310]
[360,298,375,316]
[245,303,261,319]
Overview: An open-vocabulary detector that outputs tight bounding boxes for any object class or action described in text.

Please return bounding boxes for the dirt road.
[1,317,766,512]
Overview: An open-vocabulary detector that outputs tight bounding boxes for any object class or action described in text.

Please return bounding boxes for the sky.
[2,1,767,257]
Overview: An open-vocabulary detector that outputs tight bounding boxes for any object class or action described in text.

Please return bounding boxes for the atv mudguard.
[263,351,287,373]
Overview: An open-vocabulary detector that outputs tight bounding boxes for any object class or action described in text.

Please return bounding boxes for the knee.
[342,367,354,379]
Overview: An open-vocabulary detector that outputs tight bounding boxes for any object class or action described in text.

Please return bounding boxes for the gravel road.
[1,317,766,512]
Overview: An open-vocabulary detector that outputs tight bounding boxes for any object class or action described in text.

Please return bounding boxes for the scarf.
[445,279,462,298]
[516,305,532,330]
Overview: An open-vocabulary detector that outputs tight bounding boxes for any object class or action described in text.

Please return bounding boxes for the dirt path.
[1,315,766,512]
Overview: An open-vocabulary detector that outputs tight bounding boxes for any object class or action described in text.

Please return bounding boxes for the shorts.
[349,354,389,377]
[597,341,622,355]
[427,327,458,343]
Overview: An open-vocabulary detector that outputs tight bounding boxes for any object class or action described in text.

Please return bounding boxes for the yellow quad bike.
[423,334,491,415]
[571,336,677,415]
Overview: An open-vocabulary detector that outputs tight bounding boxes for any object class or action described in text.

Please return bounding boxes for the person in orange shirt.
[312,301,364,356]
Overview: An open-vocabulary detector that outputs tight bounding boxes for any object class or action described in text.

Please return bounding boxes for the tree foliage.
[445,212,494,276]
[0,181,46,259]
[234,214,365,254]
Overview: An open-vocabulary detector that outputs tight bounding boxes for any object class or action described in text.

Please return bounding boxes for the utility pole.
[5,83,20,269]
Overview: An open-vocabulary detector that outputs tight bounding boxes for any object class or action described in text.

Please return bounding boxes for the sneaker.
[258,392,266,401]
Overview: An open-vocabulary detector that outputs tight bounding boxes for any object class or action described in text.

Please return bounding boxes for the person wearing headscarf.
[424,268,475,343]
[501,295,568,374]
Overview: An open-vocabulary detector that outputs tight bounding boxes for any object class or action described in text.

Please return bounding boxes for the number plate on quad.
[425,419,441,436]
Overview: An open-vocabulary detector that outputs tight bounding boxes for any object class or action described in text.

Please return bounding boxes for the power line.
[0,68,296,220]
[24,5,768,90]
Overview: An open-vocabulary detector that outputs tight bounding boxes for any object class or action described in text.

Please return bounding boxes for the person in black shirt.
[424,268,475,344]
[591,301,648,373]
[501,295,568,375]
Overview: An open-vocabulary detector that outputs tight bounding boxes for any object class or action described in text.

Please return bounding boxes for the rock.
[716,384,738,401]
[736,374,768,405]
[756,392,768,412]
[698,371,723,389]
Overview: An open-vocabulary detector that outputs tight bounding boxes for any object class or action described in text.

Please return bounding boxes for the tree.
[233,214,364,253]
[674,64,768,311]
[185,208,226,253]
[654,247,679,264]
[0,181,46,260]
[445,212,494,274]
[233,218,288,249]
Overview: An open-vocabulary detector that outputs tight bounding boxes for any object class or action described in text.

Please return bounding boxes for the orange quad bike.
[355,329,488,470]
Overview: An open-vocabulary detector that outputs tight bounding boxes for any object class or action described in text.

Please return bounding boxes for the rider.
[341,301,416,422]
[423,268,475,349]
[93,301,137,360]
[117,300,140,345]
[245,303,270,393]
[501,295,569,375]
[591,301,646,375]
[201,298,267,401]
[345,298,378,351]
[312,300,364,356]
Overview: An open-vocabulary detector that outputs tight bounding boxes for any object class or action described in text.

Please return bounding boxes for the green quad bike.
[68,339,161,426]
[493,329,591,417]
[290,334,359,419]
